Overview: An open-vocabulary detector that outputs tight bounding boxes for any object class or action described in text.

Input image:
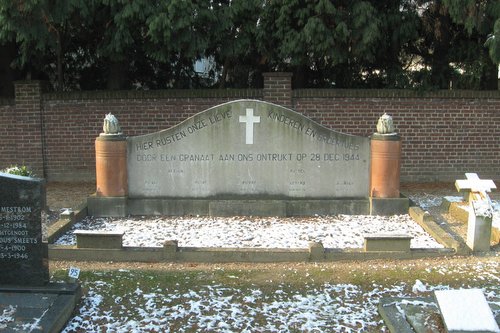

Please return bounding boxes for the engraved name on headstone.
[0,172,49,286]
[128,100,370,199]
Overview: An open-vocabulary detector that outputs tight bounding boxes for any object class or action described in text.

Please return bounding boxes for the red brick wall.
[263,72,293,108]
[0,83,45,176]
[1,75,498,182]
[293,90,500,181]
[41,92,262,180]
[0,101,15,170]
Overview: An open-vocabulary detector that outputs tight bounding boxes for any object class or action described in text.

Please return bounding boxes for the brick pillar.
[263,72,293,108]
[14,81,45,177]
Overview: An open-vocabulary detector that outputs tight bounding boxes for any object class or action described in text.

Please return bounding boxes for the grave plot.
[51,103,454,260]
[54,214,444,249]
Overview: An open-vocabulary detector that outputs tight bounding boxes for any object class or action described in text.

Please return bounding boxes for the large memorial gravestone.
[0,172,49,285]
[129,100,369,198]
[89,100,406,216]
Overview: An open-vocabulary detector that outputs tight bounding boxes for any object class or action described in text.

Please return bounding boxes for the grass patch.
[52,257,499,332]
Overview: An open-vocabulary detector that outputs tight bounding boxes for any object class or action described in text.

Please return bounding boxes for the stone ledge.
[74,230,124,249]
[87,195,127,217]
[370,197,409,216]
[263,72,293,78]
[48,245,454,263]
[43,89,264,101]
[46,201,88,243]
[364,234,412,252]
[409,206,468,254]
[378,297,437,333]
[89,196,371,217]
[0,283,81,333]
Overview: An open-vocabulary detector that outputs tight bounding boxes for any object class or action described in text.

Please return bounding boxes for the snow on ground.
[494,201,500,229]
[407,193,447,209]
[59,261,500,333]
[54,214,443,249]
[0,305,16,330]
[62,281,401,333]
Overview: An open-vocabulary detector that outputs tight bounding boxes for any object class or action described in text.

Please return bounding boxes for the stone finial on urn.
[102,113,122,136]
[376,113,395,134]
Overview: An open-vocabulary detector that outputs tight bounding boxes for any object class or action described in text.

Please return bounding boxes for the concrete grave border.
[45,199,467,263]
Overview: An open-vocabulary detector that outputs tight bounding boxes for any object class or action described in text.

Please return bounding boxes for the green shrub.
[1,165,35,177]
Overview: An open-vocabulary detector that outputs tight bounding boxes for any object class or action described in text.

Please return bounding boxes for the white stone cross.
[455,173,496,196]
[455,173,497,252]
[239,108,260,144]
[455,172,497,203]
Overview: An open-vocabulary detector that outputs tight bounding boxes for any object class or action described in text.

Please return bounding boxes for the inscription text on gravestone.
[0,173,49,286]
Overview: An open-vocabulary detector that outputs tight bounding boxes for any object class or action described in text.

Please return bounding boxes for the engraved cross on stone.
[455,173,496,202]
[239,108,260,144]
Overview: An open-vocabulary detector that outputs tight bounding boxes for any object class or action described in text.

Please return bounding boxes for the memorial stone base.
[88,197,375,217]
[89,196,410,217]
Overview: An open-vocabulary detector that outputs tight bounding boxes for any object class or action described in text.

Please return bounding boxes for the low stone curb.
[48,244,455,263]
[441,198,469,223]
[47,202,87,243]
[409,207,469,255]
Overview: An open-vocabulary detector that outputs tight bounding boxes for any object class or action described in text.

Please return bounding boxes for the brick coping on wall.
[41,88,500,102]
[43,89,264,101]
[0,98,14,106]
[293,89,500,99]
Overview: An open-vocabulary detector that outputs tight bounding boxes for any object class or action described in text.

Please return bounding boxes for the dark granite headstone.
[0,172,49,286]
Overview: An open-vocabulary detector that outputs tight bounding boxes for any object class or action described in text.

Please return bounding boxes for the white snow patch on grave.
[412,279,427,293]
[473,198,494,218]
[407,193,442,208]
[443,196,463,203]
[55,214,444,249]
[492,200,500,228]
[61,281,406,333]
[435,289,500,332]
[0,305,16,329]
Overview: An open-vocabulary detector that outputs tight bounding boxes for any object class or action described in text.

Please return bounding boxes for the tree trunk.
[107,60,127,90]
[293,64,307,89]
[219,58,231,88]
[0,43,21,97]
[56,32,63,91]
[480,49,498,90]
